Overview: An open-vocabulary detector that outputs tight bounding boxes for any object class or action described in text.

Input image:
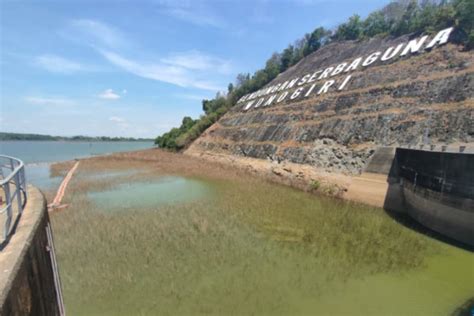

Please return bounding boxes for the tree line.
[155,0,473,150]
[0,132,153,142]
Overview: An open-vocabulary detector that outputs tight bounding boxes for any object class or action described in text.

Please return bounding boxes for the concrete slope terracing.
[187,31,473,175]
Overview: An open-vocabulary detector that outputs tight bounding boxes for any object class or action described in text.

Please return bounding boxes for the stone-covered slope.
[187,32,474,174]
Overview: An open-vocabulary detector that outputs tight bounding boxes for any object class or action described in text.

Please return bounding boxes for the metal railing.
[0,155,27,244]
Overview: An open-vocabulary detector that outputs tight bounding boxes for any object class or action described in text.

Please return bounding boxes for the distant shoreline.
[0,139,154,142]
[0,132,153,142]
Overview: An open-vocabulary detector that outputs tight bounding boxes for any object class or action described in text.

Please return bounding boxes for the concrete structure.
[364,147,396,175]
[381,147,474,247]
[0,186,64,315]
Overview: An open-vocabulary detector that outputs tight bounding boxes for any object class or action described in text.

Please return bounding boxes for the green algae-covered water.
[52,165,474,316]
[89,176,213,210]
[298,250,473,315]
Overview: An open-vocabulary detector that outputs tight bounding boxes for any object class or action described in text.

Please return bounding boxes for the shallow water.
[78,169,140,181]
[25,163,62,190]
[0,140,152,190]
[0,140,152,164]
[88,176,213,210]
[53,166,474,316]
[296,247,474,315]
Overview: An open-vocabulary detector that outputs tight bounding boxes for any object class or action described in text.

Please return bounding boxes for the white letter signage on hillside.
[237,27,453,112]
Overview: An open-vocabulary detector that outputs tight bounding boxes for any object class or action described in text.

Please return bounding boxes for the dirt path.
[185,150,389,207]
[49,161,80,210]
[344,172,388,207]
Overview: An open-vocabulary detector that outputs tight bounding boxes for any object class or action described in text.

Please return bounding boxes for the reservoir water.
[0,140,152,190]
[1,141,472,315]
[49,154,474,316]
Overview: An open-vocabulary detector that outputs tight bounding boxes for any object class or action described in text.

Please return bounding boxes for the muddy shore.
[52,148,388,208]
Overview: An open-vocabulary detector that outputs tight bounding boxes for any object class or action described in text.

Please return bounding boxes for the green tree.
[155,127,182,150]
[363,11,389,37]
[235,73,250,87]
[390,0,418,36]
[280,45,294,71]
[303,27,330,56]
[264,53,282,79]
[202,98,227,115]
[180,116,196,131]
[334,14,364,40]
[453,0,474,49]
[291,38,306,65]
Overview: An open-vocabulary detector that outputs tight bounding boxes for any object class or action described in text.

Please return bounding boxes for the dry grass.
[50,160,75,178]
[51,149,442,315]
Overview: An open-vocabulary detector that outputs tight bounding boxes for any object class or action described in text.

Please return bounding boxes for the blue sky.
[1,0,390,138]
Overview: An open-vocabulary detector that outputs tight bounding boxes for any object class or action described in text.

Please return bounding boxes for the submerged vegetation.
[50,150,473,315]
[155,0,474,151]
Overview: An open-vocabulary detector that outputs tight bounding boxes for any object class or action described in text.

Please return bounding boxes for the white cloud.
[98,89,121,100]
[162,50,232,74]
[177,94,212,101]
[34,55,85,74]
[109,116,129,129]
[24,96,75,106]
[70,19,127,48]
[99,50,223,91]
[162,5,225,28]
[109,116,126,123]
[99,50,184,84]
[65,19,229,92]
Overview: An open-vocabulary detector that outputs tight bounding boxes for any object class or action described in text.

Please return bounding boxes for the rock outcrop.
[187,32,474,174]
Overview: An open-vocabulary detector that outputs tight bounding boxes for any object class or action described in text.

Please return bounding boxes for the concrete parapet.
[0,185,63,315]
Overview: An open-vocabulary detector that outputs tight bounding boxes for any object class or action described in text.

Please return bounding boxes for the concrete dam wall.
[385,148,474,246]
[0,186,64,315]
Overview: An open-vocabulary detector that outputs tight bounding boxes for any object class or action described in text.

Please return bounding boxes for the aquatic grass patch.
[50,160,75,178]
[212,177,439,274]
[50,152,472,315]
[53,196,338,315]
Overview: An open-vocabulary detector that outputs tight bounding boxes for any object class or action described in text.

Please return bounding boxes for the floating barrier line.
[48,161,79,210]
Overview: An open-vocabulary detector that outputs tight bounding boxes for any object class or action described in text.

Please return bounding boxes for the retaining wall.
[0,186,62,315]
[385,148,474,246]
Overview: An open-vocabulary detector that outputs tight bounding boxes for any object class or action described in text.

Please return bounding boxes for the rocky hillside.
[186,30,474,174]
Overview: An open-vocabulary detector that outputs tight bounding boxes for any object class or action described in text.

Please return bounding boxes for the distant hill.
[156,0,473,151]
[186,31,473,174]
[0,132,153,142]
